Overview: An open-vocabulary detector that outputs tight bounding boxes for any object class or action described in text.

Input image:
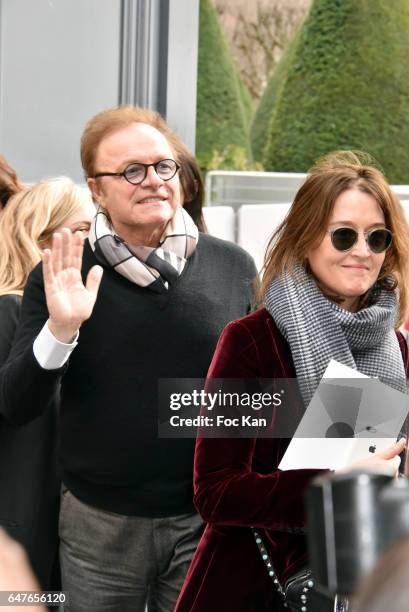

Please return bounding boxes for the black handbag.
[252,528,349,611]
[252,527,314,611]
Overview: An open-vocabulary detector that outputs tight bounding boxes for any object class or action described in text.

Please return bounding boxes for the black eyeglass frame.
[328,227,393,254]
[93,159,180,185]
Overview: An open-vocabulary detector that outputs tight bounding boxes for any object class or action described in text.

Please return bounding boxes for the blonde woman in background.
[0,177,95,590]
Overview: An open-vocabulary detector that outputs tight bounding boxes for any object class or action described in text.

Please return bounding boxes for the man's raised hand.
[42,228,103,342]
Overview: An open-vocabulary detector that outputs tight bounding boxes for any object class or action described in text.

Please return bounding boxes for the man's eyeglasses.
[93,159,180,185]
[329,227,393,253]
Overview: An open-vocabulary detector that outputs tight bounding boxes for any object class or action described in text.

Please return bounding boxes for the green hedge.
[250,29,301,163]
[237,67,254,129]
[263,0,409,183]
[196,0,252,171]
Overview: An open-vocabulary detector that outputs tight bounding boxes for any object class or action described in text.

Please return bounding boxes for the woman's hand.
[346,438,406,478]
[42,228,103,342]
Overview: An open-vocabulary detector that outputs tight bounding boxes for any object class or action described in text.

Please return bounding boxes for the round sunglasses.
[329,227,392,253]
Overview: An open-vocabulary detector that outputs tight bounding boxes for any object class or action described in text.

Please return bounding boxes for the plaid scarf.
[265,265,407,407]
[88,206,198,293]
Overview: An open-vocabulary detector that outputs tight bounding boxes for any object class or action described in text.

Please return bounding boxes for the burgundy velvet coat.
[175,307,408,612]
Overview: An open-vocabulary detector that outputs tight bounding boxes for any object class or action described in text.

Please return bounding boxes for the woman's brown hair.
[0,155,24,209]
[166,138,207,233]
[260,151,409,325]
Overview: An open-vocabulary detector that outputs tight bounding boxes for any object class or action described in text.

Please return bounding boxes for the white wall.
[0,0,199,183]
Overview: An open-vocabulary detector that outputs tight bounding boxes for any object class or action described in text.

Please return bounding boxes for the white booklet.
[278,359,409,471]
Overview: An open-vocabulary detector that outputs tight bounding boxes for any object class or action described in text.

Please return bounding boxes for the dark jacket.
[175,307,409,612]
[0,294,60,589]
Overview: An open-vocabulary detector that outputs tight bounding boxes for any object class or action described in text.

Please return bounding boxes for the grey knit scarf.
[265,265,407,407]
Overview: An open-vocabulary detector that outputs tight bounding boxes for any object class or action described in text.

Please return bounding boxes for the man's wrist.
[47,319,80,344]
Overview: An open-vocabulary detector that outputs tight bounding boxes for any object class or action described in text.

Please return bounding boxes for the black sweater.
[0,294,20,364]
[0,235,256,517]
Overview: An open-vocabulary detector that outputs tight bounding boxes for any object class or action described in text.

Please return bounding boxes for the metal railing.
[204,170,409,208]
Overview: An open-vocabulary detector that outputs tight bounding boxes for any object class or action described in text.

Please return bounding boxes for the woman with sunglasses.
[175,151,409,612]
